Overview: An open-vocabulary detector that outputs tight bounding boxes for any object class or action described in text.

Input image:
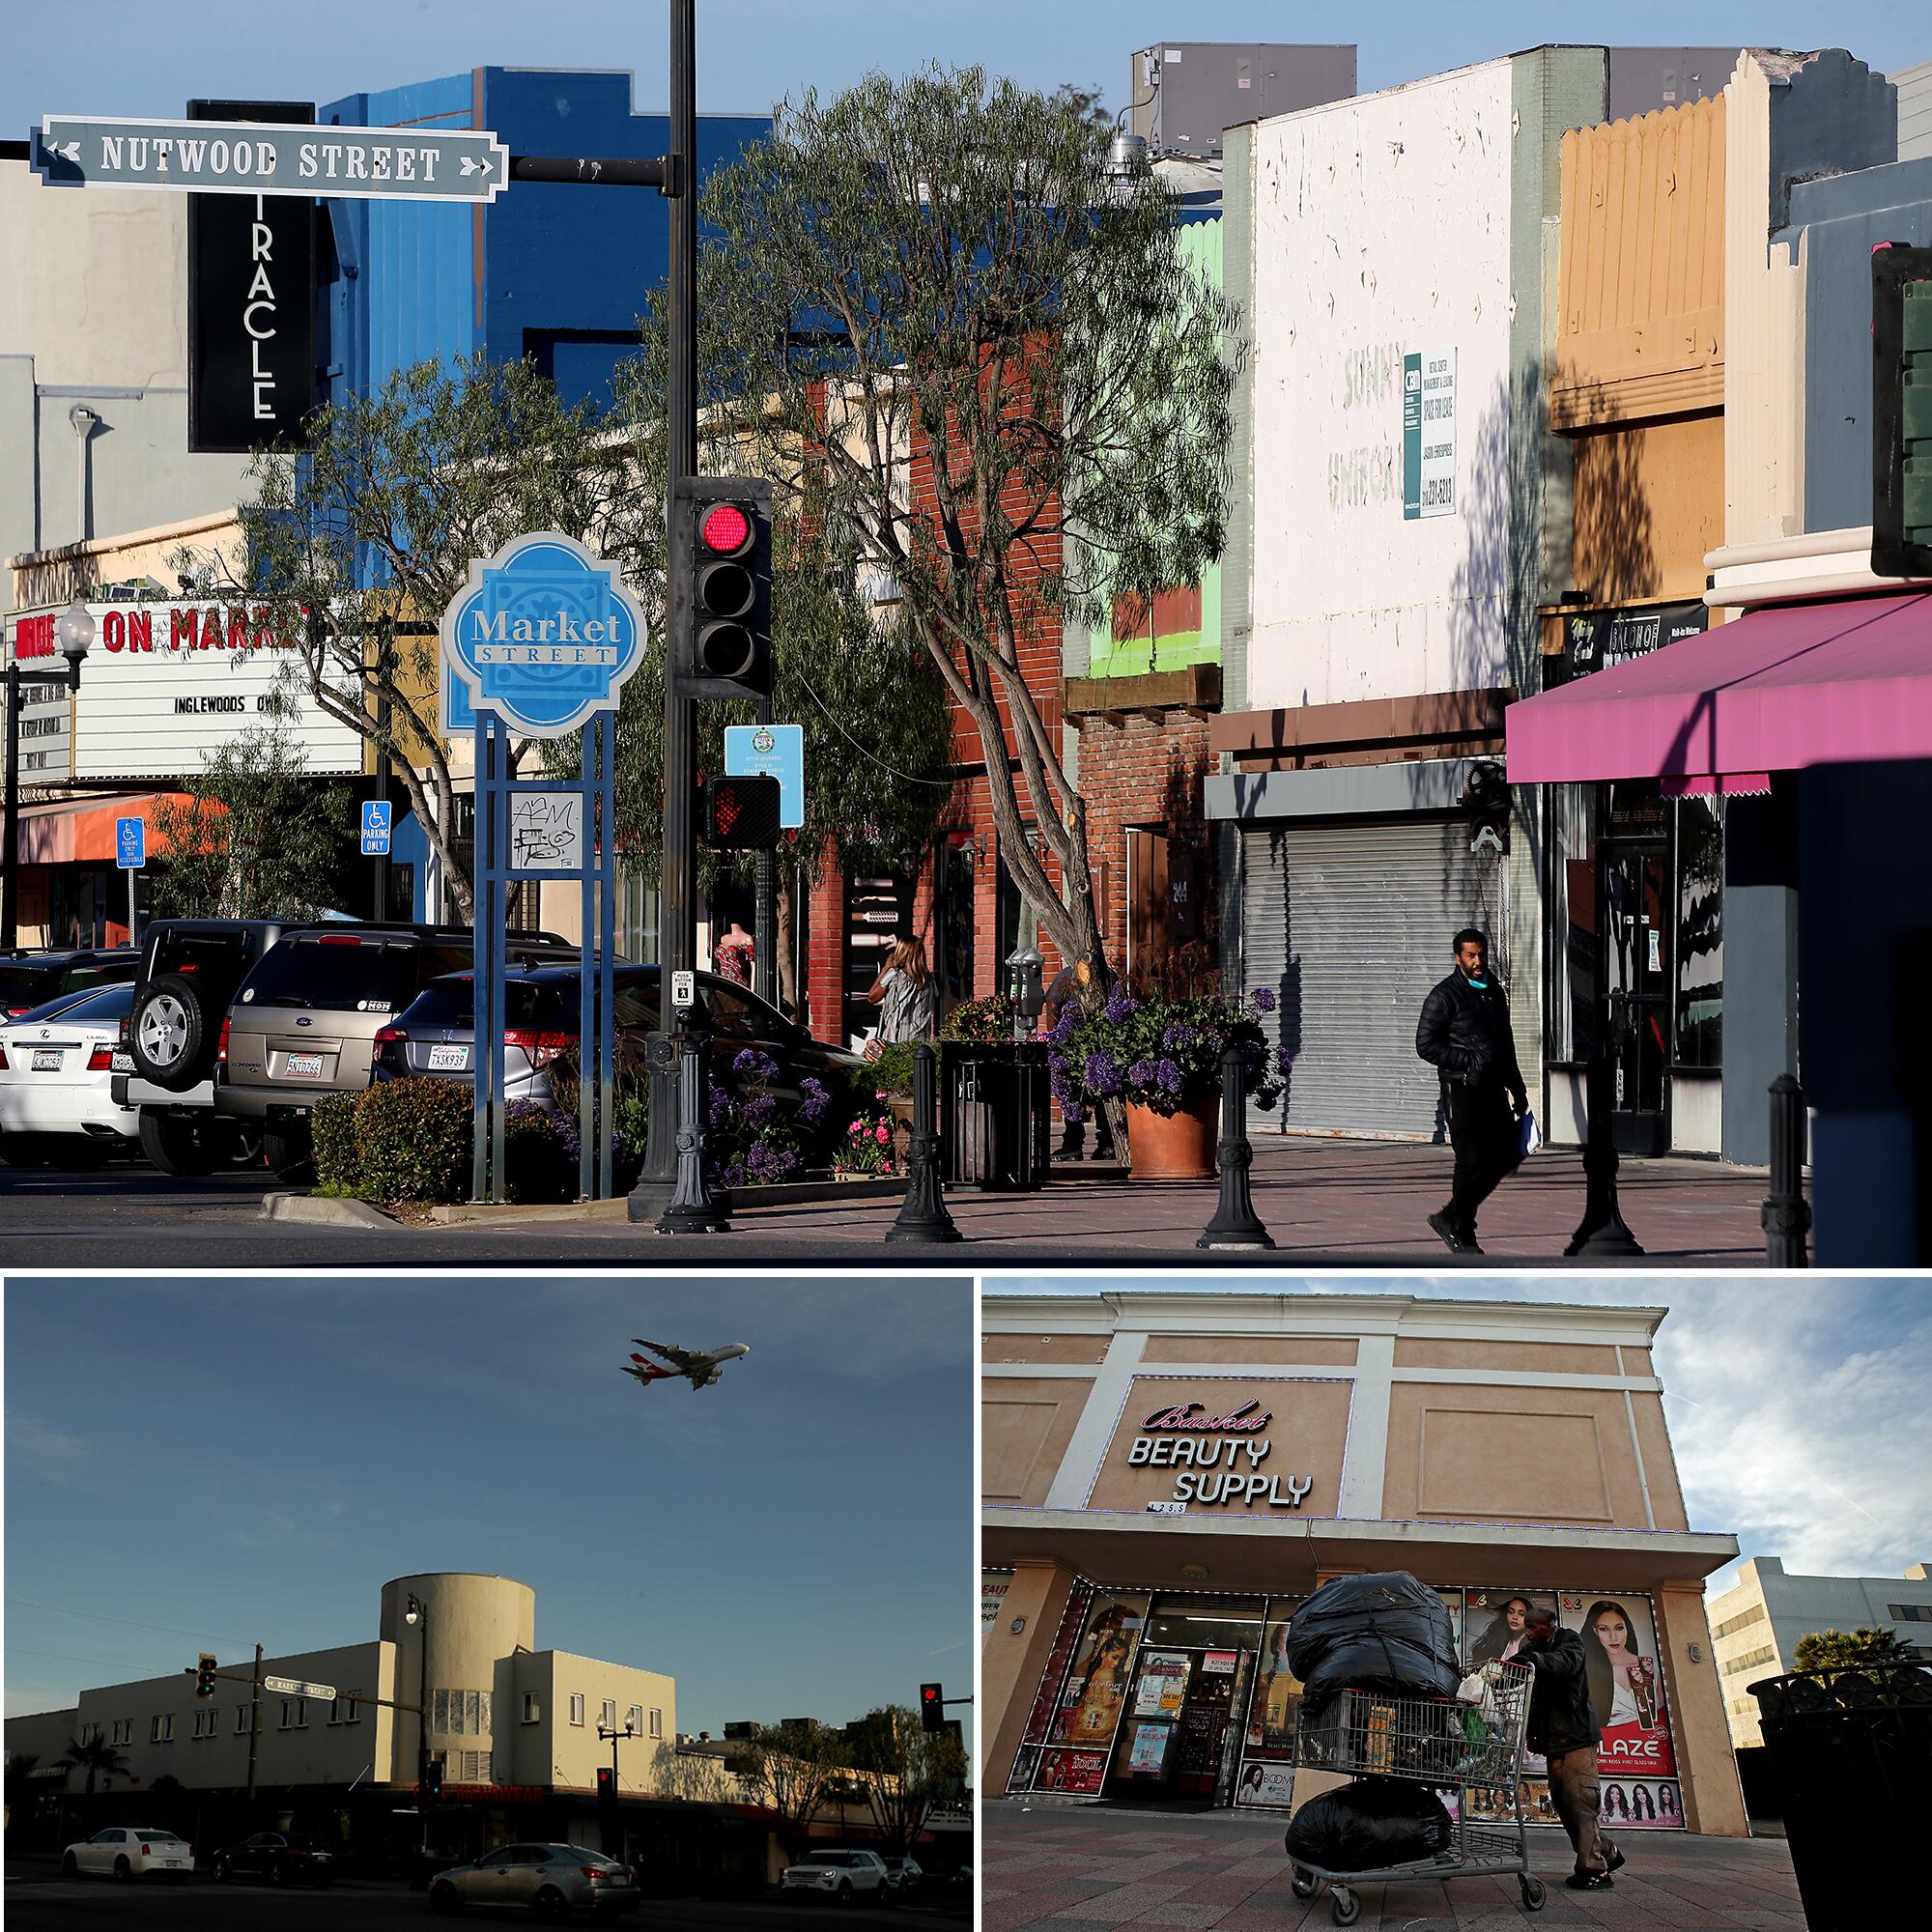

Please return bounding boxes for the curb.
[261,1191,399,1231]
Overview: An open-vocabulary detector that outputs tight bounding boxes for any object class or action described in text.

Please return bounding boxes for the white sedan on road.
[61,1826,195,1881]
[0,982,138,1164]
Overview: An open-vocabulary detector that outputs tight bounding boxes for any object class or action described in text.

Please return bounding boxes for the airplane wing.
[632,1339,702,1372]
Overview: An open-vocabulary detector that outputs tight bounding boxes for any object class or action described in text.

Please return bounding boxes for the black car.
[210,1831,337,1888]
[0,946,137,1018]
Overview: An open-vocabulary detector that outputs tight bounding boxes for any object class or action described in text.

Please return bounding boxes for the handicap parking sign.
[114,816,145,869]
[361,801,393,857]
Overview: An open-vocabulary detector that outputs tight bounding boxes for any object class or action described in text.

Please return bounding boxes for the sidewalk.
[984,1798,1804,1930]
[670,1137,1777,1264]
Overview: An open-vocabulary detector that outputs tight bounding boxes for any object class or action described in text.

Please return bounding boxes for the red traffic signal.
[704,774,782,851]
[699,502,752,554]
[597,1765,616,1799]
[920,1683,945,1735]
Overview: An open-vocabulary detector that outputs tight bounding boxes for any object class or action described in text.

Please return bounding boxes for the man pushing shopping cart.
[1517,1605,1627,1891]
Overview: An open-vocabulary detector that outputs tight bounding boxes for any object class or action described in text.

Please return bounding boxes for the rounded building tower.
[380,1574,535,1787]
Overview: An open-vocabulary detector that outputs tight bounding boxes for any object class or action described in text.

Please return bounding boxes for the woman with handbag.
[866,936,936,1058]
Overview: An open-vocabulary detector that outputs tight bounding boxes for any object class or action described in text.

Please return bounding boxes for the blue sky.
[992,1274,1932,1599]
[4,1275,974,1744]
[3,2,1925,131]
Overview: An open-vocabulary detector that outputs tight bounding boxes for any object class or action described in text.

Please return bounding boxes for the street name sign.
[114,817,145,869]
[441,531,648,739]
[262,1676,336,1700]
[35,115,508,204]
[724,722,805,829]
[361,800,393,857]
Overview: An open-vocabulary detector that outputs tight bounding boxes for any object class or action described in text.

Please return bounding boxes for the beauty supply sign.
[59,602,362,781]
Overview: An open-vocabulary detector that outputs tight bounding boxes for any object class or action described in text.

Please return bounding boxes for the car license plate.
[32,1049,62,1071]
[283,1052,326,1079]
[428,1044,469,1070]
[111,1050,133,1073]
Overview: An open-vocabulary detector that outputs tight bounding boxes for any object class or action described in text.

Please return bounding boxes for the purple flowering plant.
[1055,979,1289,1120]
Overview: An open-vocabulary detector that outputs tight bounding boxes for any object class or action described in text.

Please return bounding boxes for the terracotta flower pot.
[1125,1093,1219,1180]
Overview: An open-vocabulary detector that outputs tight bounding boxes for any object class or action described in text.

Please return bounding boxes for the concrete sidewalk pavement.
[984,1798,1804,1930]
[707,1137,1778,1265]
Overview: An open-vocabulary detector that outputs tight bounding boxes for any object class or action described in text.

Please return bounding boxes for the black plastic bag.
[1287,1570,1460,1717]
[1284,1778,1454,1873]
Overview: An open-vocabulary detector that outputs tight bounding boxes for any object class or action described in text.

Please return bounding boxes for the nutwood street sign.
[34,115,509,203]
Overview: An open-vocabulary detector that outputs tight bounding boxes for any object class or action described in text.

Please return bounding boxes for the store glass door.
[1603,843,1669,1154]
[1107,1647,1251,1805]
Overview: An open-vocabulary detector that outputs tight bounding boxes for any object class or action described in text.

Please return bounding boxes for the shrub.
[311,1091,361,1192]
[353,1078,474,1203]
[502,1100,575,1205]
[941,993,1016,1042]
[868,1040,918,1096]
[1055,986,1290,1120]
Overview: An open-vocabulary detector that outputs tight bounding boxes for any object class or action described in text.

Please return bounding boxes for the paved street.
[0,1137,1781,1266]
[983,1799,1802,1931]
[1,1864,968,1931]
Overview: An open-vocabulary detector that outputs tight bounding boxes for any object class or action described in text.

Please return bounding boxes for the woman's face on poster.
[1504,1599,1529,1631]
[1594,1607,1631,1651]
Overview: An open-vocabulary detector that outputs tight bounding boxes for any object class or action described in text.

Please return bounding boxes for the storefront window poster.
[1463,1589,1558,1668]
[1560,1591,1678,1801]
[1132,1650,1190,1719]
[1018,1581,1094,1752]
[1235,1758,1298,1808]
[1243,1602,1304,1756]
[1034,1747,1109,1795]
[1049,1596,1147,1747]
[1124,1719,1174,1775]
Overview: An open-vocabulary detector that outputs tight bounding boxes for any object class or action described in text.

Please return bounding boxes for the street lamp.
[404,1594,430,1843]
[3,596,95,951]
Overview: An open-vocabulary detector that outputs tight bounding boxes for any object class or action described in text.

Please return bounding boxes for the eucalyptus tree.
[690,64,1236,1009]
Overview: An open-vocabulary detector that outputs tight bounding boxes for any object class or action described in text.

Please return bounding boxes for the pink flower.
[875,1123,890,1142]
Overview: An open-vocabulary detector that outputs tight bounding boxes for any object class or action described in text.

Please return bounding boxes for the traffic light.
[422,1755,444,1801]
[920,1683,945,1736]
[703,773,782,851]
[674,476,772,700]
[1872,244,1932,578]
[597,1766,615,1801]
[195,1654,217,1699]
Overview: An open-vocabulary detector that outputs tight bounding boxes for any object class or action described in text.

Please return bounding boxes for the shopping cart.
[1283,1660,1546,1924]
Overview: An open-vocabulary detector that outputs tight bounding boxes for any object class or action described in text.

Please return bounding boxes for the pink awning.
[1506,591,1932,782]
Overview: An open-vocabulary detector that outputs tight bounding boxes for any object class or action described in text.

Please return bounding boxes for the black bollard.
[1761,1073,1811,1268]
[1564,1052,1644,1258]
[1198,1044,1275,1250]
[657,1027,728,1234]
[888,1043,962,1244]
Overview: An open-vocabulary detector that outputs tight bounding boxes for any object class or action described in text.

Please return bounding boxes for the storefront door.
[1107,1646,1252,1805]
[1603,843,1670,1153]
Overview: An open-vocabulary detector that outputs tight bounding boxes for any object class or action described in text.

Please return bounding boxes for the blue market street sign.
[361,801,393,857]
[440,532,648,739]
[114,817,145,869]
[34,115,508,203]
[724,722,805,829]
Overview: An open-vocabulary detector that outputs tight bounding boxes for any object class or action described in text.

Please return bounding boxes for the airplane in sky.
[622,1339,751,1391]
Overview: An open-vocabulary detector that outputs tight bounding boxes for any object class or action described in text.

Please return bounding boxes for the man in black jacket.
[1415,927,1527,1254]
[1520,1605,1623,1889]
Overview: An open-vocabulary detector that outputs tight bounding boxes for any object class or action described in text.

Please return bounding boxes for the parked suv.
[214,925,571,1175]
[113,920,322,1176]
[779,1850,891,1901]
[0,946,137,1018]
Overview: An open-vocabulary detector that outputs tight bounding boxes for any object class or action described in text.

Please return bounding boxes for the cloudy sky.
[996,1274,1932,1598]
[4,1275,974,1741]
[2,2,1924,131]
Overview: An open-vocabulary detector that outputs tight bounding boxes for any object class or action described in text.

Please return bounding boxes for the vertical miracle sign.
[187,99,316,453]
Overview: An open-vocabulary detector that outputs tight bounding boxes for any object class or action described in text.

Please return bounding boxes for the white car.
[880,1857,923,1891]
[780,1849,891,1901]
[0,982,138,1164]
[61,1825,194,1881]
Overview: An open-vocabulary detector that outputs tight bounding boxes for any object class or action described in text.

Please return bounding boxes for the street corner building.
[980,1292,1747,1838]
[3,1572,773,1885]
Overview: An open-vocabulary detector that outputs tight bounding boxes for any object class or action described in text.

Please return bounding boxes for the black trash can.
[940,1040,1051,1190]
[1747,1663,1931,1927]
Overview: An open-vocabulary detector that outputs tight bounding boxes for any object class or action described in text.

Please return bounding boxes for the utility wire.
[790,665,958,788]
[5,1596,252,1648]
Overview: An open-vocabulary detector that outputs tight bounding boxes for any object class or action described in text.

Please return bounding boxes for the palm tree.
[57,1733,131,1797]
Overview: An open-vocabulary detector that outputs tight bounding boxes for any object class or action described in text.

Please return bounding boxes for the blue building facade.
[319,68,767,411]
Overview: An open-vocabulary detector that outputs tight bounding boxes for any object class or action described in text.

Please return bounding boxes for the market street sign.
[440,531,648,739]
[34,115,509,203]
[262,1676,336,1700]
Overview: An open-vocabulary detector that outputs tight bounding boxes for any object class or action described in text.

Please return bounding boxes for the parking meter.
[1006,944,1045,1039]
